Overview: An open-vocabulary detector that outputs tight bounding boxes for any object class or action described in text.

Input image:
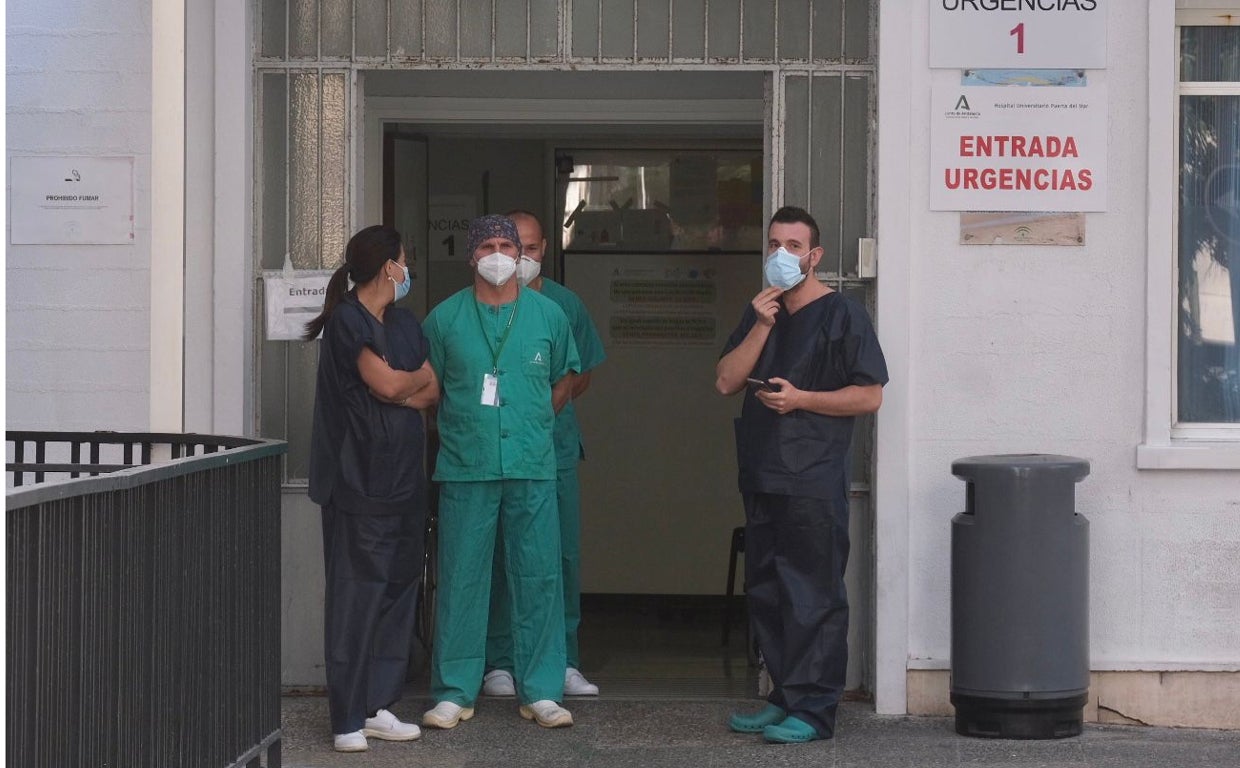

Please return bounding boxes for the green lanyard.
[474,293,519,373]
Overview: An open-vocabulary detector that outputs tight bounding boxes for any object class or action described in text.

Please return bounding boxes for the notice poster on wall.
[604,264,721,348]
[263,270,335,341]
[9,156,135,244]
[930,84,1107,212]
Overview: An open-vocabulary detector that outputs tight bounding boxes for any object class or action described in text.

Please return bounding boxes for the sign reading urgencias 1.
[929,84,1107,212]
[929,0,1107,70]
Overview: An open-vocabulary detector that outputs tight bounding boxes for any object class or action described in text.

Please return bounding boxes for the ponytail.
[302,264,352,341]
[301,224,403,341]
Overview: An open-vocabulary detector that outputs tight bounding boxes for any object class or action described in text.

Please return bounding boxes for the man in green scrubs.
[421,214,581,731]
[483,210,607,698]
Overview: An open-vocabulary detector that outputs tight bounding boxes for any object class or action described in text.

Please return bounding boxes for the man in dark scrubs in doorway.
[715,205,888,744]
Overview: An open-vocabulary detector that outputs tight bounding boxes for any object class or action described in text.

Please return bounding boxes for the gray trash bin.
[950,454,1090,739]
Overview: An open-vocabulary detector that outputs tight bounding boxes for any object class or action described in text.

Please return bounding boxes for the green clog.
[728,703,786,733]
[763,715,822,744]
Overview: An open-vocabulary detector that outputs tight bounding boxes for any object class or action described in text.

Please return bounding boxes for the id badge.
[481,372,500,407]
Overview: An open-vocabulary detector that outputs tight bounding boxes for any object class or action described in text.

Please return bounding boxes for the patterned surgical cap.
[465,215,520,259]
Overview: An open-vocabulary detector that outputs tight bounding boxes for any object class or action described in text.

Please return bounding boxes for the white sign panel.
[263,270,335,341]
[929,0,1107,69]
[427,195,475,261]
[9,156,135,244]
[930,84,1107,212]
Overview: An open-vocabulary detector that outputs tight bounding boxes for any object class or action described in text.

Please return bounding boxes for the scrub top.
[308,292,429,515]
[722,290,888,501]
[539,278,606,469]
[425,286,580,482]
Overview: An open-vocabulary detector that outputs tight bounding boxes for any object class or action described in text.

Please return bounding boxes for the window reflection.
[1177,87,1240,424]
[1180,26,1240,83]
[558,150,763,253]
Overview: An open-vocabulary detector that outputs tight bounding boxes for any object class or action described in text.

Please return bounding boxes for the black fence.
[6,431,287,768]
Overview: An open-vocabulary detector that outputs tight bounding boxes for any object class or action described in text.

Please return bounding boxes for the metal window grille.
[253,0,876,482]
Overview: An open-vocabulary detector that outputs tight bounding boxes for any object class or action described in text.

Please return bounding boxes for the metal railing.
[6,431,287,768]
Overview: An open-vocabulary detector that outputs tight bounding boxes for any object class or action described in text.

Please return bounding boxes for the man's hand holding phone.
[751,376,800,414]
[746,377,775,392]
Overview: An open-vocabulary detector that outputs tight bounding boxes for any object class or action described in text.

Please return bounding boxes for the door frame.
[360,85,767,320]
[354,68,894,701]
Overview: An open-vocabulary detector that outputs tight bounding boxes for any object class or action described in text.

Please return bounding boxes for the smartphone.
[746,377,774,392]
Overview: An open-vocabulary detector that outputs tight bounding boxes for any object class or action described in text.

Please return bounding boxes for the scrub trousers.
[744,492,850,738]
[321,500,424,735]
[487,464,583,671]
[431,479,566,706]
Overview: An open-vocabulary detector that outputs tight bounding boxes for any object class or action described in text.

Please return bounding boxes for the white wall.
[6,0,152,431]
[882,0,1240,680]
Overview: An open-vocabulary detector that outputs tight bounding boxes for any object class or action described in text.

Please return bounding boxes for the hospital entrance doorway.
[559,147,766,696]
[386,126,763,694]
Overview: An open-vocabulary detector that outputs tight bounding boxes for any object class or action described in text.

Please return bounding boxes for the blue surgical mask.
[392,261,411,301]
[764,247,807,290]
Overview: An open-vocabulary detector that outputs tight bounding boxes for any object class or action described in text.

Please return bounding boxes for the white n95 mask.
[476,252,517,286]
[515,256,542,286]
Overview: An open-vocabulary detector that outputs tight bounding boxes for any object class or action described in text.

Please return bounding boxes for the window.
[1139,5,1240,469]
[557,149,764,254]
[1176,22,1240,427]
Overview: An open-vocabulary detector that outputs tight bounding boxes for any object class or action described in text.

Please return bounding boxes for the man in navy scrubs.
[715,206,888,744]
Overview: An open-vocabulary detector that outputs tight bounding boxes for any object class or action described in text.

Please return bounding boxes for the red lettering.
[944,165,1093,193]
[959,135,1085,158]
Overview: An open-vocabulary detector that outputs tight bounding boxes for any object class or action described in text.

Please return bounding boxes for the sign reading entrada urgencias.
[929,0,1107,70]
[929,84,1107,212]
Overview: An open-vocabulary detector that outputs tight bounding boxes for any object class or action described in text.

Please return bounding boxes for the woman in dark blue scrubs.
[303,225,440,752]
